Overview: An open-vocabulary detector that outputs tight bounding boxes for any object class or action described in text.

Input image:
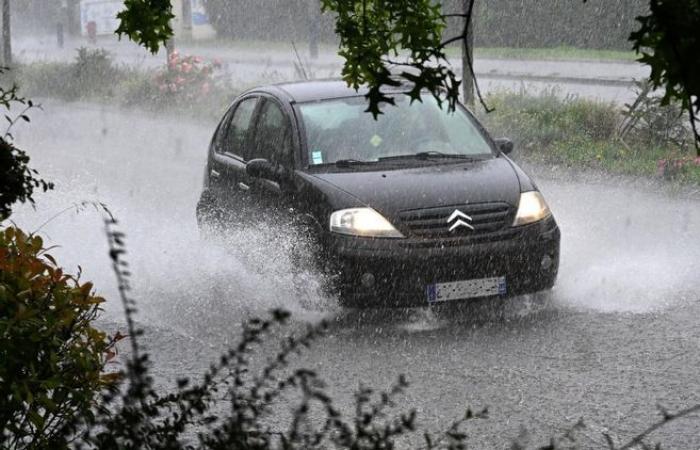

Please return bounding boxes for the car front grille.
[398,202,514,241]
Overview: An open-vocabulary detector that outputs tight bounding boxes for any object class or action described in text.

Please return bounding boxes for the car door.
[208,95,261,222]
[245,97,298,224]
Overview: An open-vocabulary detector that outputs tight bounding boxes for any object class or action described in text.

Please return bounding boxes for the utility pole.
[308,0,320,59]
[1,0,11,66]
[461,0,475,107]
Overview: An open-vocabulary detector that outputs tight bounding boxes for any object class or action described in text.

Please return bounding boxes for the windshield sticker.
[369,134,383,147]
[311,150,323,165]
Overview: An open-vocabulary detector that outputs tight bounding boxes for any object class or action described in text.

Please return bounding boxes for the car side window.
[250,100,293,166]
[221,97,258,158]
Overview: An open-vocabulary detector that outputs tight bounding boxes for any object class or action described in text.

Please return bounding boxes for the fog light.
[541,255,553,270]
[360,272,376,288]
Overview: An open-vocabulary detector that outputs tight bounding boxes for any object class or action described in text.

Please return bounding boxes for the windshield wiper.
[334,158,375,168]
[379,151,483,161]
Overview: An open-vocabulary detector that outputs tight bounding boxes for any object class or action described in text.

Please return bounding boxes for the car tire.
[289,221,339,306]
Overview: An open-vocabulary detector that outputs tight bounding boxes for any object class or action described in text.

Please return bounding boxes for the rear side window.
[219,97,258,158]
[250,100,293,166]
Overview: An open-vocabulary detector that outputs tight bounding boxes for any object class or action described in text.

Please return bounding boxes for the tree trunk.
[1,0,11,66]
[461,0,474,107]
[309,0,320,59]
[181,0,193,40]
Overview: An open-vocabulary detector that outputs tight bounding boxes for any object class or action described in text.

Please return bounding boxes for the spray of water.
[9,100,700,341]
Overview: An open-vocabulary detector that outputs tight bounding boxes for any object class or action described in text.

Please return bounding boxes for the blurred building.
[12,0,214,41]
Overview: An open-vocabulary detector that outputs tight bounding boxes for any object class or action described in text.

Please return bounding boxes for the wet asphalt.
[10,101,700,448]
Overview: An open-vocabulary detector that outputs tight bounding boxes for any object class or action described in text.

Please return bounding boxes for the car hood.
[306,157,522,217]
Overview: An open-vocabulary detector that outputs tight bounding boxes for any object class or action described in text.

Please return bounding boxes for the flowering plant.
[154,51,223,100]
[657,156,700,179]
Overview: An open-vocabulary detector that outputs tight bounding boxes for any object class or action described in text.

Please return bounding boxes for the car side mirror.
[494,138,514,155]
[246,158,287,182]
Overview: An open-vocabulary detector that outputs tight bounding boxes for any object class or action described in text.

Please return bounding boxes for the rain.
[3,0,700,448]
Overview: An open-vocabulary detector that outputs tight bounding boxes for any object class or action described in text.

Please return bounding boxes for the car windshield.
[297,94,494,166]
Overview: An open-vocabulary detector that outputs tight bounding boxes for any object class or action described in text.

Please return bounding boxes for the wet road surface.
[10,101,700,448]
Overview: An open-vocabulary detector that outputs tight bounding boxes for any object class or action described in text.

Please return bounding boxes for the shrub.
[0,71,53,220]
[156,51,220,99]
[9,49,121,101]
[71,48,120,98]
[0,226,114,450]
[620,80,695,151]
[9,51,237,120]
[8,63,74,100]
[481,89,619,149]
[480,89,700,185]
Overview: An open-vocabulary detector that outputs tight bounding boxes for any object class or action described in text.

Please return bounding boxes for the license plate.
[426,276,507,304]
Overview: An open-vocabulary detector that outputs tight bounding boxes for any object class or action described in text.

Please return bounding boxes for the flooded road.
[10,101,700,448]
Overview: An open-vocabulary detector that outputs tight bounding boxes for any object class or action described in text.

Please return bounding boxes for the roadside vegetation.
[473,46,636,62]
[3,48,238,121]
[7,47,698,187]
[481,88,700,186]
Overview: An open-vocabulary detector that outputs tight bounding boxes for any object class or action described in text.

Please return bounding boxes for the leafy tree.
[114,0,700,152]
[0,71,53,221]
[627,0,700,155]
[116,0,175,54]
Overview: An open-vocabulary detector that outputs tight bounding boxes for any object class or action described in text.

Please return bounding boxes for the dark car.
[196,80,560,307]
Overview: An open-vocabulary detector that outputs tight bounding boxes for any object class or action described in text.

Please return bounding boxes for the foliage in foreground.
[0,71,52,221]
[67,215,483,449]
[0,226,116,449]
[4,212,700,449]
[629,0,700,154]
[0,215,481,449]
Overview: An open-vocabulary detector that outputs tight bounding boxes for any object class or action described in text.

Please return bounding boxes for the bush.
[9,48,122,101]
[0,71,53,220]
[0,226,113,450]
[480,90,700,185]
[9,50,237,121]
[481,89,619,149]
[71,48,120,98]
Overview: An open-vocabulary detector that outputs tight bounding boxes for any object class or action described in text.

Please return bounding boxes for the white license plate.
[426,276,507,304]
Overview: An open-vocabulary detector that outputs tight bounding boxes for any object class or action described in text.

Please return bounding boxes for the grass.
[480,90,700,186]
[443,46,637,62]
[183,38,637,63]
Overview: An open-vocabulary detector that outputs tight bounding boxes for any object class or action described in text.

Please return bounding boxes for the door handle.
[237,182,250,191]
[210,169,220,179]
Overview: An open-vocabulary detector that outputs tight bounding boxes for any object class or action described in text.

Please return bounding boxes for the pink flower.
[694,156,700,166]
[180,62,192,73]
[201,82,210,95]
[193,56,202,63]
[212,58,222,68]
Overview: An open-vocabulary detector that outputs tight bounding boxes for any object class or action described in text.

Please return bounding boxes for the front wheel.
[289,223,339,307]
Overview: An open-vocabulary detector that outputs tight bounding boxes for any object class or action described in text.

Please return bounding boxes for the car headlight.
[513,191,552,226]
[329,208,404,238]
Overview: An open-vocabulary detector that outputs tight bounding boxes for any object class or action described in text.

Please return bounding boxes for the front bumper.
[323,216,560,306]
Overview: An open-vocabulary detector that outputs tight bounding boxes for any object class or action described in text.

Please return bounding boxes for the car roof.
[249,79,407,104]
